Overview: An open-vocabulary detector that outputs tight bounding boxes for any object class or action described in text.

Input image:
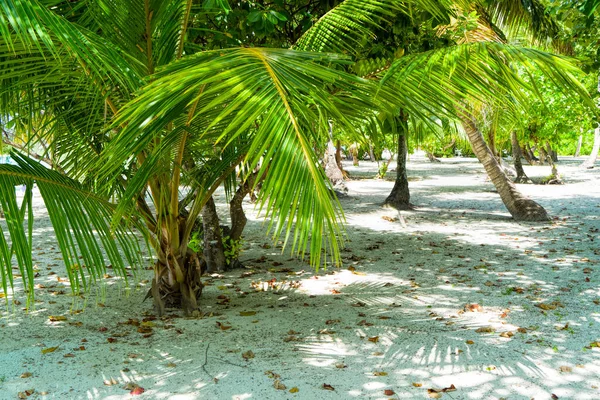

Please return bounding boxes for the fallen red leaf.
[384,389,395,395]
[130,386,145,395]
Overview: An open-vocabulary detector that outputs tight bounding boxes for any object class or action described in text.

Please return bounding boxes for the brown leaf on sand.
[559,366,572,373]
[368,336,379,343]
[242,350,255,360]
[273,380,286,390]
[48,316,67,322]
[464,303,483,312]
[17,390,34,399]
[322,383,335,391]
[466,340,474,345]
[384,389,395,395]
[289,387,299,393]
[412,382,423,387]
[475,326,495,334]
[216,322,232,331]
[20,372,32,378]
[428,384,457,397]
[373,371,388,376]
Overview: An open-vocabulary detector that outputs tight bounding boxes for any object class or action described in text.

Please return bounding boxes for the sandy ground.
[1,154,599,400]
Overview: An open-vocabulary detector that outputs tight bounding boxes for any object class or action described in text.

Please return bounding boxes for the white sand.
[1,154,599,400]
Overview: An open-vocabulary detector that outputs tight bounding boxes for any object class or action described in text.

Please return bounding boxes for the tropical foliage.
[0,0,597,314]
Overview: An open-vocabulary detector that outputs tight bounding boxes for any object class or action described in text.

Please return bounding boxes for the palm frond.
[95,48,380,268]
[0,152,145,303]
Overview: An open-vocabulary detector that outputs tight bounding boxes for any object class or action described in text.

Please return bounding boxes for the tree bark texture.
[202,196,227,273]
[460,114,549,221]
[384,115,412,210]
[511,131,529,183]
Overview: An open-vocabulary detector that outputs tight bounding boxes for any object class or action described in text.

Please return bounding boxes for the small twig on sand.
[202,343,217,382]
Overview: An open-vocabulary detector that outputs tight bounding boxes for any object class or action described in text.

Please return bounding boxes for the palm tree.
[0,0,381,314]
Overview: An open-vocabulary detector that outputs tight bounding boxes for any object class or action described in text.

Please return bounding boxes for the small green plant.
[222,232,243,265]
[188,231,202,254]
[501,287,514,296]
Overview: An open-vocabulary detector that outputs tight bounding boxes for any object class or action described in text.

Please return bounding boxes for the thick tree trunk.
[384,115,412,210]
[151,248,203,317]
[202,196,227,273]
[511,131,530,183]
[460,114,549,221]
[545,141,558,163]
[581,127,600,169]
[575,134,583,157]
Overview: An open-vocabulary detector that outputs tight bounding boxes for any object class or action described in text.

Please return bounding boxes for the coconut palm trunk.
[384,113,412,210]
[460,113,549,221]
[511,131,530,183]
[582,126,600,169]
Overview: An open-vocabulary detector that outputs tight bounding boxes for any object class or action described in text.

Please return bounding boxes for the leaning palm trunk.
[581,127,600,169]
[460,113,549,221]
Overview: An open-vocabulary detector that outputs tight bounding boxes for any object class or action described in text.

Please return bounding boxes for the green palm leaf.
[0,152,144,303]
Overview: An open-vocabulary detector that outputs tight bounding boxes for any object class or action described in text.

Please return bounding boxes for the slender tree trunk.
[368,145,376,162]
[324,121,347,193]
[350,143,359,166]
[460,113,549,221]
[335,140,349,179]
[575,134,583,157]
[582,126,600,169]
[202,196,227,273]
[384,113,412,210]
[487,126,498,158]
[511,131,529,183]
[426,151,441,162]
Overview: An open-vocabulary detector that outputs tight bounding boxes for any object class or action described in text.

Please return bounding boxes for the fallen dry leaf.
[412,382,423,387]
[273,379,287,390]
[289,387,299,393]
[242,350,255,360]
[335,362,347,369]
[239,311,257,316]
[384,389,395,395]
[216,322,232,331]
[130,386,145,395]
[466,340,474,345]
[464,303,483,312]
[475,326,495,334]
[104,378,118,386]
[20,372,32,378]
[559,366,572,373]
[166,362,177,368]
[322,383,335,391]
[373,371,388,376]
[41,346,59,354]
[48,316,67,322]
[368,336,379,343]
[500,331,514,338]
